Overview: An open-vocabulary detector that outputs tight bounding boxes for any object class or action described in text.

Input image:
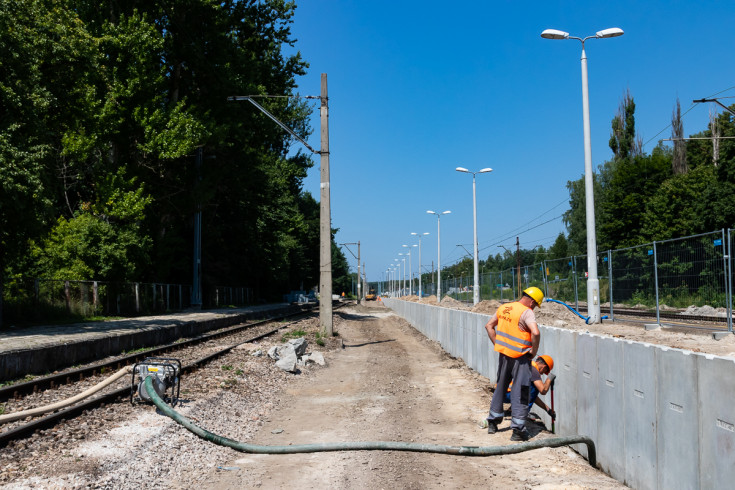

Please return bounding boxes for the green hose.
[144,377,597,466]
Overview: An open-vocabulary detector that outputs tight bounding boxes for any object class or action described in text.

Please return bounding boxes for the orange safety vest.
[494,302,533,358]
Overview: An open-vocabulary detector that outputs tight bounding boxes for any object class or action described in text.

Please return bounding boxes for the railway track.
[0,302,347,448]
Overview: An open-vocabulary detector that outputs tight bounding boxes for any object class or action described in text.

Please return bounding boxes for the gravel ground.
[1,314,344,488]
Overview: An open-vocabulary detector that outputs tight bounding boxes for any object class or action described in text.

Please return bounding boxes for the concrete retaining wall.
[384,298,735,489]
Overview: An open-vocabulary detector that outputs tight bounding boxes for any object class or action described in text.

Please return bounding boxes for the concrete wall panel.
[656,347,698,490]
[597,337,625,479]
[536,326,560,429]
[576,333,598,458]
[556,328,578,437]
[622,341,657,490]
[697,354,735,490]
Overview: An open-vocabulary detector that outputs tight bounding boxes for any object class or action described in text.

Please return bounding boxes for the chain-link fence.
[417,228,735,332]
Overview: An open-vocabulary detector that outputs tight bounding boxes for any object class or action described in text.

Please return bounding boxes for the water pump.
[131,357,181,406]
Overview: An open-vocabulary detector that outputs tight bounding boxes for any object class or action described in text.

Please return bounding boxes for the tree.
[609,88,642,161]
[641,165,717,241]
[671,98,688,175]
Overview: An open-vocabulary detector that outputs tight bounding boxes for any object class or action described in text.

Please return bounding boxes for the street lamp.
[427,210,451,300]
[411,232,430,298]
[456,167,492,305]
[541,27,623,323]
[402,244,417,295]
[398,255,407,296]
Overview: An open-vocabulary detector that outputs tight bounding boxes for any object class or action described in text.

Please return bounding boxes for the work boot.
[510,428,529,441]
[487,421,498,434]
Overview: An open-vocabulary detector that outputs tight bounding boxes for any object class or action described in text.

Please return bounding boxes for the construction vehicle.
[365,288,377,301]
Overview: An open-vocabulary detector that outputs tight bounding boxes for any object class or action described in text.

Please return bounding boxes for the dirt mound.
[420,295,438,304]
[680,305,729,317]
[535,300,589,328]
[403,295,420,302]
[439,295,470,309]
[471,300,502,314]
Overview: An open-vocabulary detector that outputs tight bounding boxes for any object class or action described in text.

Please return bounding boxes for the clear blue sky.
[284,0,735,283]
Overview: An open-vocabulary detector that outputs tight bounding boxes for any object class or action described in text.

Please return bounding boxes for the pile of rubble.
[267,338,325,372]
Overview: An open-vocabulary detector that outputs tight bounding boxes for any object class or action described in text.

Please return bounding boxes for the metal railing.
[423,228,734,332]
[2,278,254,326]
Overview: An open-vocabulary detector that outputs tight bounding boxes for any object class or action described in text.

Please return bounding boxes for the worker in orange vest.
[483,286,544,441]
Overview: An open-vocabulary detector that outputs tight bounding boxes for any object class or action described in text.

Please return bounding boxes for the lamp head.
[596,27,624,38]
[455,167,469,173]
[442,210,452,215]
[541,29,569,40]
[479,167,493,173]
[427,210,436,215]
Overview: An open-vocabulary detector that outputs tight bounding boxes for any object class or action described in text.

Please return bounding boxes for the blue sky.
[284,0,735,283]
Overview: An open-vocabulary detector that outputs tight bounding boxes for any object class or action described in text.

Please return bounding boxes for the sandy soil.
[206,303,625,489]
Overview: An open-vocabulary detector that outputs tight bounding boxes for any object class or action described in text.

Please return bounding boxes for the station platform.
[0,303,306,382]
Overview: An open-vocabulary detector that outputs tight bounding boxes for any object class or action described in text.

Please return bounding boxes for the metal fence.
[2,278,254,326]
[416,228,735,332]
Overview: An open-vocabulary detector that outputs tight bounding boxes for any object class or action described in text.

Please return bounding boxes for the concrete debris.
[269,338,325,372]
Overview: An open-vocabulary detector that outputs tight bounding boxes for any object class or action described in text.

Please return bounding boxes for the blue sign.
[648,250,653,256]
[603,256,608,262]
[714,239,722,246]
[568,261,572,266]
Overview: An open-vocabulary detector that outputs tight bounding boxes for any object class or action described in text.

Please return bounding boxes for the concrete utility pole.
[319,74,333,336]
[357,242,361,302]
[516,237,521,295]
[191,147,203,308]
[227,74,332,334]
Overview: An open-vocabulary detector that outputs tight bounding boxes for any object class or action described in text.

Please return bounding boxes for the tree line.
[0,0,351,322]
[438,90,735,285]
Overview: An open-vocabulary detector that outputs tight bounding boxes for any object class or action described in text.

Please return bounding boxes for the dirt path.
[205,304,624,489]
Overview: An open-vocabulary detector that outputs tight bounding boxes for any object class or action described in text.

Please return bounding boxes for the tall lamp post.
[541,27,623,323]
[402,244,417,295]
[427,210,451,300]
[411,232,430,298]
[455,166,492,305]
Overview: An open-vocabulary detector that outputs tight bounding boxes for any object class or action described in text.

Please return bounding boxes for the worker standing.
[484,286,544,441]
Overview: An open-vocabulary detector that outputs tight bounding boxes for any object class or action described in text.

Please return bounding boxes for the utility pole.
[319,74,333,336]
[357,241,361,303]
[516,237,521,296]
[227,75,332,334]
[191,147,203,309]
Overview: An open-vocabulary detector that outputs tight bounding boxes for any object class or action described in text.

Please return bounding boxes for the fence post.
[135,282,140,313]
[64,280,71,313]
[542,261,548,298]
[727,229,733,332]
[573,256,579,310]
[653,241,660,325]
[608,250,614,322]
[93,281,98,315]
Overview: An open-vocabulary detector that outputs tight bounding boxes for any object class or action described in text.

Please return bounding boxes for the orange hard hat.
[539,355,554,371]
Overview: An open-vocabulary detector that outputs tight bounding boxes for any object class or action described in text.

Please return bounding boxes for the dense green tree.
[1,0,331,325]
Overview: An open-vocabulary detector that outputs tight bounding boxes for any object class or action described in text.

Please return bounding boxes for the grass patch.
[281,329,307,342]
[221,364,234,371]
